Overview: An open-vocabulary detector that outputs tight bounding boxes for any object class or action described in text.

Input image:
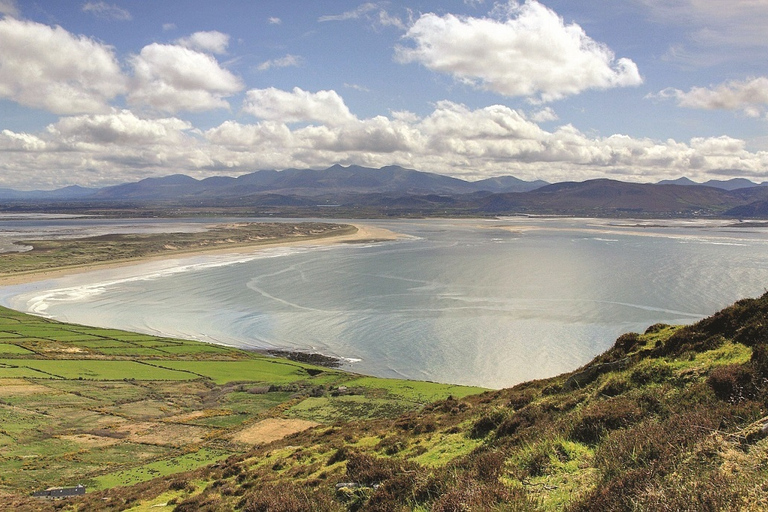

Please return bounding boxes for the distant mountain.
[479,178,768,216]
[470,175,549,193]
[658,177,766,191]
[6,166,768,218]
[91,165,548,200]
[0,185,96,200]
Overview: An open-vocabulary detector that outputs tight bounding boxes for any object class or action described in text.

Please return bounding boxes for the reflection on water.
[3,217,768,389]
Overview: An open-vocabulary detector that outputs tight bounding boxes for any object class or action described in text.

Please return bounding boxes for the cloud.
[0,17,126,114]
[257,54,303,71]
[319,2,405,29]
[82,1,132,21]
[1,89,767,189]
[212,92,768,184]
[638,0,768,66]
[396,1,642,102]
[176,30,230,54]
[652,77,768,118]
[128,43,243,113]
[268,17,282,25]
[48,109,192,146]
[345,83,371,92]
[162,23,176,31]
[318,3,379,22]
[529,107,558,123]
[0,0,18,17]
[639,0,768,49]
[242,87,356,125]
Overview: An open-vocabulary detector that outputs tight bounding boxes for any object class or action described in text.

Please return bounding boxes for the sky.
[0,0,767,190]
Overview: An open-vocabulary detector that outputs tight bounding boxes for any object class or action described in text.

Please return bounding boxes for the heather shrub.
[597,374,630,397]
[469,408,509,438]
[345,453,416,486]
[569,396,643,444]
[630,359,673,385]
[707,363,756,402]
[612,332,642,355]
[431,477,531,512]
[239,482,338,512]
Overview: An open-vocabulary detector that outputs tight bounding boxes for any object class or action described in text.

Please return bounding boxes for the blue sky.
[0,0,766,189]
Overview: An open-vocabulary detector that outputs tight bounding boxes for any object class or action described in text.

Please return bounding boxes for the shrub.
[431,477,529,512]
[597,374,630,397]
[630,359,673,386]
[239,482,338,512]
[469,409,508,439]
[345,453,415,487]
[569,396,643,444]
[707,363,756,402]
[326,446,350,466]
[612,332,642,354]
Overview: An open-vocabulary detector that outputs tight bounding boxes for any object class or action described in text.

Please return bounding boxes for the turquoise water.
[3,217,768,388]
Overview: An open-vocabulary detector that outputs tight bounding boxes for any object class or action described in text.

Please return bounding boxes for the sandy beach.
[0,223,400,287]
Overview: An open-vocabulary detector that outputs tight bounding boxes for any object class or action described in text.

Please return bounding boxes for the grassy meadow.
[0,305,486,503]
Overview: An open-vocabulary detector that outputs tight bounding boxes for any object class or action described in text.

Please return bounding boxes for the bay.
[2,216,768,389]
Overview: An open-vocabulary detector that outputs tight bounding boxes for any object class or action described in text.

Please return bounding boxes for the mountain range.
[2,165,768,218]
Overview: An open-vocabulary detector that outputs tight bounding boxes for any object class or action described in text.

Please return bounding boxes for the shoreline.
[0,223,401,287]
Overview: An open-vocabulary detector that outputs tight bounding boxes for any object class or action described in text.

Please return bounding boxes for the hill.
[479,178,768,217]
[8,166,768,218]
[659,177,767,191]
[5,290,768,510]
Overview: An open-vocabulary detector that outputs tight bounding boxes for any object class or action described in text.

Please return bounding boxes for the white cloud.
[48,109,192,146]
[257,54,303,72]
[529,107,558,123]
[162,23,176,31]
[319,3,379,22]
[1,90,768,189]
[653,77,768,118]
[0,17,126,114]
[345,83,371,92]
[319,2,405,29]
[242,87,356,125]
[176,31,230,54]
[638,0,768,67]
[0,0,18,17]
[396,1,642,102]
[211,92,768,183]
[128,43,243,113]
[268,17,282,25]
[0,129,46,151]
[639,0,768,48]
[82,2,132,21]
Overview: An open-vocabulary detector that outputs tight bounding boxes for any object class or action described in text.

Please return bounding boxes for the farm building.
[32,484,85,499]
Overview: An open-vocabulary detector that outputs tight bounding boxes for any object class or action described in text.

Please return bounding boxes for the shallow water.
[3,216,768,388]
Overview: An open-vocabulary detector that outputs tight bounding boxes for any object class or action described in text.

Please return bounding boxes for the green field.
[0,305,486,499]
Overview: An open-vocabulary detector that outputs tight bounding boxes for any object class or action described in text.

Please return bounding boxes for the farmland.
[0,305,486,498]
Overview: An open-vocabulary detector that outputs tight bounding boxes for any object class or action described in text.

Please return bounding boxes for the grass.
[0,359,199,380]
[287,395,420,423]
[0,343,33,354]
[155,359,336,384]
[0,303,486,505]
[91,448,231,490]
[344,376,488,403]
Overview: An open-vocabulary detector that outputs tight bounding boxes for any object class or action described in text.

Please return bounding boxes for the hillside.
[3,292,768,510]
[479,179,768,217]
[8,166,768,218]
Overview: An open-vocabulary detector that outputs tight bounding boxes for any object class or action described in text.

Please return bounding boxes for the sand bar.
[0,223,400,287]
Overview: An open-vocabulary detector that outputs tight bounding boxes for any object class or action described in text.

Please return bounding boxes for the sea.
[2,215,768,389]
